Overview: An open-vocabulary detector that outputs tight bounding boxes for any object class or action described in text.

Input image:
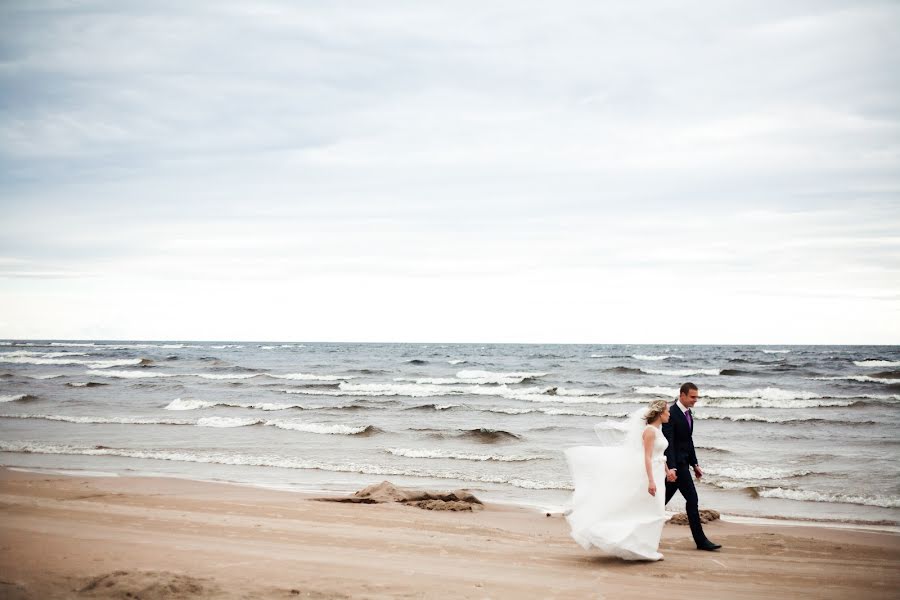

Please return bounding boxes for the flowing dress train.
[564,425,668,561]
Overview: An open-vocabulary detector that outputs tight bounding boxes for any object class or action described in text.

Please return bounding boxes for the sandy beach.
[0,468,897,599]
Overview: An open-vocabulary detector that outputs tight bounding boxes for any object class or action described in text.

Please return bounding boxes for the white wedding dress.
[564,419,668,561]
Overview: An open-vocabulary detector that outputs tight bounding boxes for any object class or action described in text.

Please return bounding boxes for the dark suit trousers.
[665,463,706,546]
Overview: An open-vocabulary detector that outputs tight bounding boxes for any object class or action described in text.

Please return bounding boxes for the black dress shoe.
[697,541,722,551]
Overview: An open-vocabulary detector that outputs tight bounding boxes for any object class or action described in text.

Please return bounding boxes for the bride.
[564,399,676,561]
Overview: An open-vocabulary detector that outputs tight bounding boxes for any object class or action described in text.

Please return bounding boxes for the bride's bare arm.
[642,428,656,496]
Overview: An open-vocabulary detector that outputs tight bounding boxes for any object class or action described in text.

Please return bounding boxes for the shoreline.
[6,464,898,534]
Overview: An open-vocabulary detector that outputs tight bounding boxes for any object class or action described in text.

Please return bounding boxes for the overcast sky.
[1,1,898,344]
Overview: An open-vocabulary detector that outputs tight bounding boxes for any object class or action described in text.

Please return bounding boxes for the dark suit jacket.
[662,402,698,469]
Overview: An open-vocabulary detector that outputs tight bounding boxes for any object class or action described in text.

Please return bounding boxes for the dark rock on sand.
[317,481,483,512]
[668,509,720,525]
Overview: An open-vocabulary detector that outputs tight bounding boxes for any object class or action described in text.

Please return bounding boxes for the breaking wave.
[0,394,37,403]
[455,370,548,384]
[810,375,899,385]
[703,464,816,480]
[384,448,550,462]
[266,372,351,381]
[196,416,263,428]
[632,386,894,408]
[0,441,570,491]
[86,370,175,379]
[632,354,683,361]
[266,420,379,436]
[0,413,192,425]
[0,352,146,369]
[854,360,900,368]
[0,413,376,436]
[756,487,900,509]
[643,368,722,377]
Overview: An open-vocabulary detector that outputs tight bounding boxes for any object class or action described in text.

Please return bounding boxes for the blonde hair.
[645,399,668,424]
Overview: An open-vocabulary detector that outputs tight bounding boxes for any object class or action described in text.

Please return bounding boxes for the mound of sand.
[318,481,483,511]
[668,509,720,525]
[78,570,216,599]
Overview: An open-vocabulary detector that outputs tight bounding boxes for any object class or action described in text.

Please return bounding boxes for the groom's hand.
[693,465,703,479]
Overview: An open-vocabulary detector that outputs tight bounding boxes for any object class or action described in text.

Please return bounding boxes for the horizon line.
[2,337,898,347]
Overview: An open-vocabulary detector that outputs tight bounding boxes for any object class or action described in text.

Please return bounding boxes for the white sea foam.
[281,381,611,403]
[633,386,860,408]
[810,375,897,385]
[2,350,90,359]
[541,407,629,417]
[704,465,815,480]
[448,359,467,365]
[632,354,683,361]
[283,382,445,398]
[490,388,632,405]
[2,407,368,435]
[762,349,791,354]
[0,394,30,402]
[192,373,260,380]
[395,377,461,385]
[853,360,900,368]
[163,397,341,412]
[0,413,192,425]
[0,353,144,369]
[701,413,811,423]
[0,441,571,490]
[210,345,245,349]
[164,398,215,411]
[266,372,350,381]
[266,420,372,435]
[48,342,203,350]
[196,416,263,428]
[384,448,550,462]
[710,398,857,408]
[86,369,175,379]
[456,370,548,384]
[589,354,607,358]
[478,406,537,415]
[248,402,313,411]
[476,405,627,417]
[643,368,722,376]
[757,488,900,509]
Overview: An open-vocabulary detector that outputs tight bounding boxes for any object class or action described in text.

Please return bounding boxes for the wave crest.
[384,448,549,462]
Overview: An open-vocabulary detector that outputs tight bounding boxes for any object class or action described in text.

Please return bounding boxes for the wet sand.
[0,468,897,599]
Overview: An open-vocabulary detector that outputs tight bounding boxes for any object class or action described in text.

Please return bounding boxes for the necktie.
[685,409,692,429]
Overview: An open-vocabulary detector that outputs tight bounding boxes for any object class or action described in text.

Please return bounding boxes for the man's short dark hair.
[680,382,698,396]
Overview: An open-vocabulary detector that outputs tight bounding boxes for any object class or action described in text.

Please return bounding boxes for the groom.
[662,382,721,551]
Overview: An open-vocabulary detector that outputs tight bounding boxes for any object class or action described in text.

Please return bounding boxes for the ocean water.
[1,341,898,525]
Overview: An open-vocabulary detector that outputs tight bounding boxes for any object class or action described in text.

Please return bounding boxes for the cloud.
[0,0,898,342]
